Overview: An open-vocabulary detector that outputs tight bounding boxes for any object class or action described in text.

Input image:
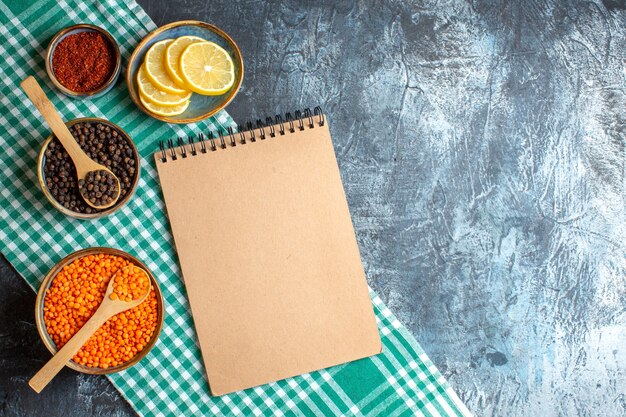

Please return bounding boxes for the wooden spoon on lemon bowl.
[21,76,121,210]
[29,265,152,393]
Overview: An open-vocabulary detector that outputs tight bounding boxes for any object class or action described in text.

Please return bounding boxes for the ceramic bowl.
[126,20,244,124]
[35,247,164,375]
[46,24,121,98]
[37,117,140,220]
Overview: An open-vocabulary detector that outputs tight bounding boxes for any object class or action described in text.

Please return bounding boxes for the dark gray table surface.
[1,1,624,416]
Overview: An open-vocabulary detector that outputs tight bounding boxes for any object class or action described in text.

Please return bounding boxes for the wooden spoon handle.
[20,76,86,166]
[29,308,109,393]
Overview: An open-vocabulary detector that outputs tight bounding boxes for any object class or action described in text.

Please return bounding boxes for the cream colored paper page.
[155,123,381,395]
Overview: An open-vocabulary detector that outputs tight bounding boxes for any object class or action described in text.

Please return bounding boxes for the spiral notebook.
[154,108,382,395]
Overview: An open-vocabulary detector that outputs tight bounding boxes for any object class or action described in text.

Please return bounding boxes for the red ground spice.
[52,31,116,93]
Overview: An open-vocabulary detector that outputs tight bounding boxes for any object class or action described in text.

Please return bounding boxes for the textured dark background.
[1,0,624,416]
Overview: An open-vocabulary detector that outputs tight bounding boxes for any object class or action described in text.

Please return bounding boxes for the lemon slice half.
[139,91,190,117]
[165,35,205,89]
[137,64,191,107]
[179,41,235,95]
[144,39,190,94]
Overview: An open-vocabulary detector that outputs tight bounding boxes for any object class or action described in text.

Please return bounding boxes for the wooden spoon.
[20,76,121,210]
[29,265,152,393]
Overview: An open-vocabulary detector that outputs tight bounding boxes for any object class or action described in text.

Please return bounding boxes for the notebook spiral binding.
[159,106,325,163]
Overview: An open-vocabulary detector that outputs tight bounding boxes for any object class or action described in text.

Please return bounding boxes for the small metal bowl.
[37,117,140,220]
[46,24,121,98]
[35,247,165,375]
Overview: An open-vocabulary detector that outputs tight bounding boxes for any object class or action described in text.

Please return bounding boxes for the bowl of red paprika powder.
[46,24,121,98]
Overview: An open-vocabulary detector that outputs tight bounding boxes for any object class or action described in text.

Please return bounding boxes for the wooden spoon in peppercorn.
[20,76,122,210]
[28,265,152,393]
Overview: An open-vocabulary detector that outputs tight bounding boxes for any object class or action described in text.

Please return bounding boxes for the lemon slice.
[139,91,189,117]
[144,39,190,94]
[179,41,235,95]
[137,64,191,107]
[165,35,204,88]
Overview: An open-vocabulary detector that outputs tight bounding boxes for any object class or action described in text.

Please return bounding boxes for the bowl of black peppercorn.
[37,118,140,219]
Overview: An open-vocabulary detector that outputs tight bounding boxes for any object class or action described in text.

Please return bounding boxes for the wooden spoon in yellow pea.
[29,265,151,393]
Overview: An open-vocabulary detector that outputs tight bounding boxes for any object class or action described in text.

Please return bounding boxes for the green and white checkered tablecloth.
[0,1,471,416]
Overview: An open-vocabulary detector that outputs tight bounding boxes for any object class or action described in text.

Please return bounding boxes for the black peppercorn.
[42,121,138,214]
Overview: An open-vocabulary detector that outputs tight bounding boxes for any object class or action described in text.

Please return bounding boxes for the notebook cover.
[155,121,382,395]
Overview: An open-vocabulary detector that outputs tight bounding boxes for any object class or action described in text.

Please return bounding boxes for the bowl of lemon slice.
[126,20,243,124]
